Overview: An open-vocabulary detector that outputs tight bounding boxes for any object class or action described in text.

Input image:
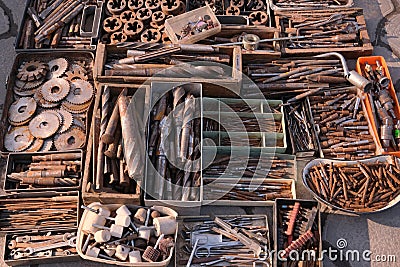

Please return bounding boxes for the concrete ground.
[0,0,400,266]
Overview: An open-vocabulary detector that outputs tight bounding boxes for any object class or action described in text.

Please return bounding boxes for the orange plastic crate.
[356,56,400,156]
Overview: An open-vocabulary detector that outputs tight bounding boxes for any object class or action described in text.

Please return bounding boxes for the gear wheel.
[39,139,53,152]
[28,111,61,139]
[15,77,45,90]
[65,70,88,82]
[47,58,69,79]
[40,78,70,102]
[65,80,94,105]
[13,86,36,97]
[70,63,88,75]
[62,100,91,114]
[72,115,86,130]
[8,97,37,126]
[34,90,60,109]
[46,109,64,126]
[17,61,48,82]
[4,126,34,152]
[57,108,74,133]
[54,126,86,151]
[25,138,44,152]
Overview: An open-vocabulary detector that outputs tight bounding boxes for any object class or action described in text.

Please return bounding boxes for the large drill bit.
[118,89,144,179]
[180,94,195,162]
[172,87,185,163]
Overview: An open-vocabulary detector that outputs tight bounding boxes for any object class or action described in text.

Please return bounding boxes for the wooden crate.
[274,8,373,58]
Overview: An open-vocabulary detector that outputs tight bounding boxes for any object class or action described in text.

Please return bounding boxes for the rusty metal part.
[103,16,123,33]
[40,78,71,103]
[47,58,69,79]
[123,20,144,37]
[46,110,64,130]
[34,89,60,109]
[4,126,34,152]
[54,126,86,150]
[152,11,165,26]
[141,28,161,43]
[28,111,61,139]
[8,97,37,125]
[107,0,127,14]
[145,0,160,10]
[111,31,128,44]
[120,10,136,24]
[39,139,54,152]
[230,0,244,8]
[15,77,45,90]
[62,100,92,114]
[161,0,180,15]
[13,86,36,97]
[17,61,48,82]
[70,63,88,75]
[226,5,240,15]
[249,11,268,25]
[25,138,45,152]
[128,0,144,11]
[249,0,264,10]
[72,115,86,130]
[65,70,88,82]
[65,80,94,105]
[162,31,171,43]
[57,108,74,134]
[136,8,152,23]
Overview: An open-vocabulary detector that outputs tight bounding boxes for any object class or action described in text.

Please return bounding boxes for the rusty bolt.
[110,31,128,44]
[123,19,144,37]
[230,0,244,8]
[107,0,127,15]
[249,11,268,25]
[128,0,144,11]
[145,0,161,10]
[141,28,161,43]
[226,5,240,16]
[161,0,181,15]
[152,11,166,25]
[136,7,152,23]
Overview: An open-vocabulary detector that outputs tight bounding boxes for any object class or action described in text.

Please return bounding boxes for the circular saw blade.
[47,58,69,79]
[39,139,53,152]
[65,70,88,82]
[15,77,45,90]
[17,60,48,82]
[40,78,70,102]
[34,89,60,109]
[65,79,94,105]
[54,126,86,151]
[25,138,44,152]
[57,108,74,133]
[4,126,35,152]
[28,111,61,139]
[8,97,37,125]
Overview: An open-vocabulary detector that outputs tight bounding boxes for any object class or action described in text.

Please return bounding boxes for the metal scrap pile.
[4,57,94,152]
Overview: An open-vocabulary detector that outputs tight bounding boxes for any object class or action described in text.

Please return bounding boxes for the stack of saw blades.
[4,57,94,153]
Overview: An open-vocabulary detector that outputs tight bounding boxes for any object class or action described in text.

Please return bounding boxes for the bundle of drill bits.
[244,57,348,98]
[272,0,350,9]
[304,157,400,213]
[203,179,294,201]
[177,216,271,266]
[146,86,201,201]
[275,8,369,52]
[308,87,376,159]
[0,193,78,231]
[202,153,294,179]
[102,0,186,44]
[284,102,317,154]
[6,152,81,190]
[103,43,231,79]
[276,200,320,267]
[359,59,400,152]
[93,87,143,194]
[18,0,101,49]
[4,56,94,152]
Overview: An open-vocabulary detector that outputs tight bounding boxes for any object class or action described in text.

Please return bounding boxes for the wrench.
[24,237,76,255]
[16,233,66,243]
[36,250,71,257]
[9,233,74,249]
[195,241,243,258]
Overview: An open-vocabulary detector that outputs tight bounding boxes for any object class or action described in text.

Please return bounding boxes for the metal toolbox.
[4,150,83,192]
[0,191,80,233]
[15,0,103,51]
[2,228,79,266]
[274,198,322,267]
[0,51,95,155]
[201,147,296,206]
[94,43,242,95]
[269,0,353,11]
[274,8,373,58]
[144,82,203,215]
[175,214,271,266]
[76,203,178,267]
[82,83,150,205]
[202,98,287,153]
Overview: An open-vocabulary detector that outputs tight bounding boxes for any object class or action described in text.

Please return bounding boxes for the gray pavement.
[0,0,400,266]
